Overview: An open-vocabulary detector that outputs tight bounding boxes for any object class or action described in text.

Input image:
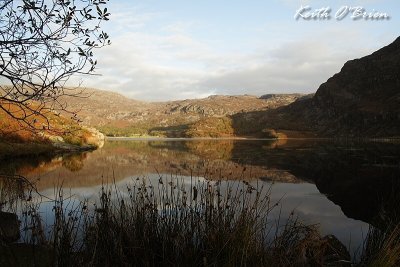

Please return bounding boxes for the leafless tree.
[0,0,110,131]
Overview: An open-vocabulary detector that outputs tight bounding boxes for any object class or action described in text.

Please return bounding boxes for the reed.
[359,224,400,267]
[3,175,356,266]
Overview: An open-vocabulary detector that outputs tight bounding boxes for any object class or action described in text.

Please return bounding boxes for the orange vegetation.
[0,101,93,146]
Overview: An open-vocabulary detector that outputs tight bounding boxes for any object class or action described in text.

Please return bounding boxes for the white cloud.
[71,3,398,101]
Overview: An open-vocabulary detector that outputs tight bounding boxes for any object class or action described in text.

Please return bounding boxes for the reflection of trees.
[62,154,87,172]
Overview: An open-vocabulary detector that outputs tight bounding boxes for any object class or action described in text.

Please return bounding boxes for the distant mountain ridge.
[63,89,304,137]
[65,37,400,138]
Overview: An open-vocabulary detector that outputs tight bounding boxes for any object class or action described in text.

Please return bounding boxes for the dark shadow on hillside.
[229,98,316,138]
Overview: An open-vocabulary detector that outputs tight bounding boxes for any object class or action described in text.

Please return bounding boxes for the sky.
[75,0,399,101]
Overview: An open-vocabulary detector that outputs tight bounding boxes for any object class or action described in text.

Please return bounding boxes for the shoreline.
[1,136,399,161]
[105,136,400,142]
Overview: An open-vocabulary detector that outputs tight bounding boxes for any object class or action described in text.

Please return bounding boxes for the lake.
[2,138,400,256]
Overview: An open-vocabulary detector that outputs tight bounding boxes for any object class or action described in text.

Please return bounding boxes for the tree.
[0,0,110,131]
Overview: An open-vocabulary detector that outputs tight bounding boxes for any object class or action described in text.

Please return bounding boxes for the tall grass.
[5,176,348,266]
[360,224,400,267]
[5,175,391,266]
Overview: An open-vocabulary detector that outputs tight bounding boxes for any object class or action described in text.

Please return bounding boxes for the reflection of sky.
[265,183,369,256]
[32,174,368,256]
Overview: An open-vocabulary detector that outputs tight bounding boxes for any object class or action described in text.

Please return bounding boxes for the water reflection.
[1,138,400,254]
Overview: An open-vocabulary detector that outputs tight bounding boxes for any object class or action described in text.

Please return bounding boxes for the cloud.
[71,2,398,101]
[198,35,375,95]
[80,31,378,100]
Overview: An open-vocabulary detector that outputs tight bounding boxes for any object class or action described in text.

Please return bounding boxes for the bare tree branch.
[0,0,110,132]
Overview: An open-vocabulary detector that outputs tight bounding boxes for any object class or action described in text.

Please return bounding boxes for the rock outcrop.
[281,37,400,137]
[81,126,105,148]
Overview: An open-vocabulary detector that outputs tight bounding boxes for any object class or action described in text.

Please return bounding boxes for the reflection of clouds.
[261,182,369,256]
[35,173,210,204]
[31,175,368,255]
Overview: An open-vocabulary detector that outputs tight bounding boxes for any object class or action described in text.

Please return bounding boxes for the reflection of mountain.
[7,139,400,227]
[14,140,302,191]
[229,140,400,227]
[184,140,234,160]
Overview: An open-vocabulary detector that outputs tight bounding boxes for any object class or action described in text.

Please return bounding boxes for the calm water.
[2,138,400,255]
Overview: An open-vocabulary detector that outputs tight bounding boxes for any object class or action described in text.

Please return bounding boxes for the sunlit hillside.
[0,101,104,159]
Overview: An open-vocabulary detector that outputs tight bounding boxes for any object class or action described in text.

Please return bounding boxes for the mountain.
[295,36,400,137]
[62,89,304,137]
[64,37,400,139]
[234,37,400,138]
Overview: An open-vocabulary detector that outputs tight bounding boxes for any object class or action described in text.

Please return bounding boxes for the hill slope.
[296,36,400,137]
[235,37,400,138]
[63,89,304,137]
[63,37,400,139]
[0,101,105,159]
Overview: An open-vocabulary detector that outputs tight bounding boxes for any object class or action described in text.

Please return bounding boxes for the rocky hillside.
[60,88,152,126]
[62,89,304,137]
[63,37,400,139]
[309,36,400,137]
[235,37,400,138]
